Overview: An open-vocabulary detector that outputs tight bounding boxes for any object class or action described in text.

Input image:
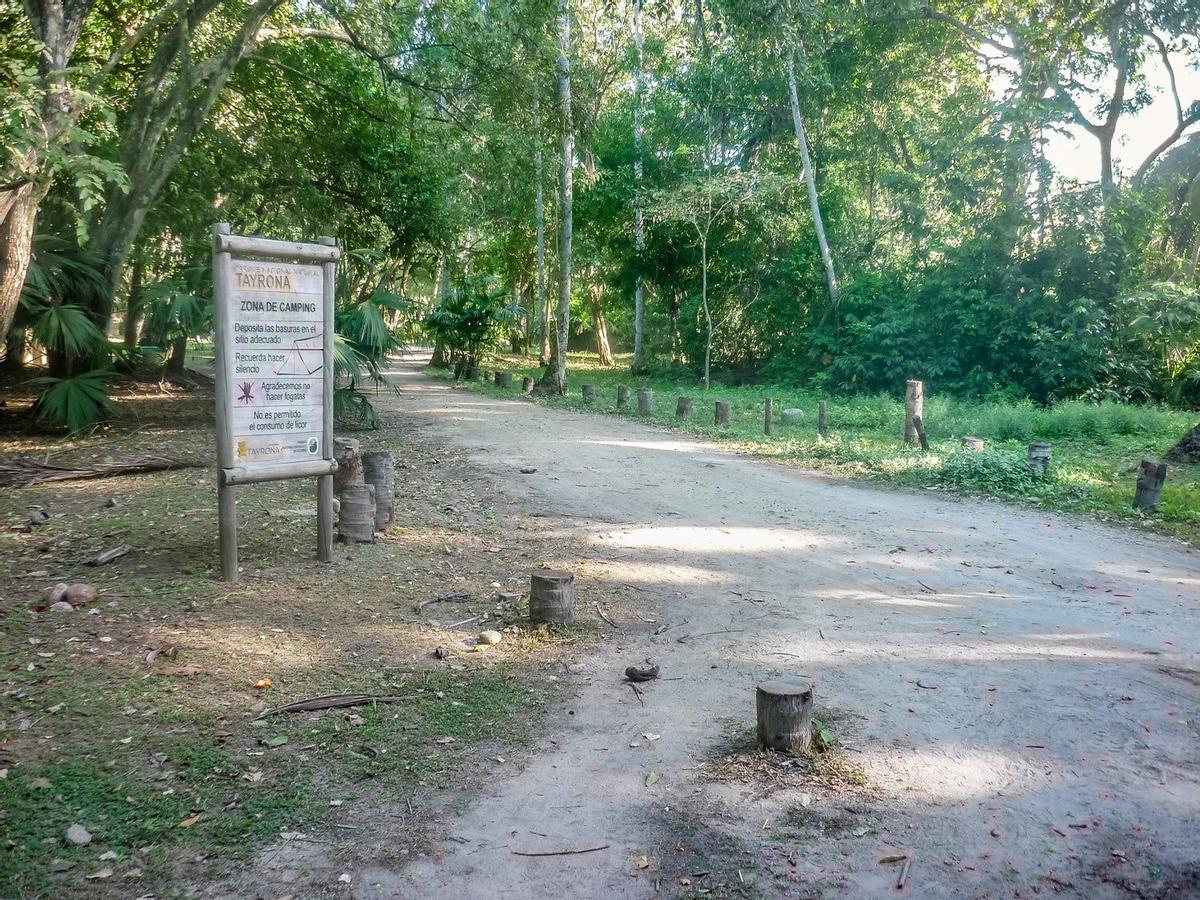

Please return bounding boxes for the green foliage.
[30,369,112,432]
[936,450,1043,497]
[424,276,522,369]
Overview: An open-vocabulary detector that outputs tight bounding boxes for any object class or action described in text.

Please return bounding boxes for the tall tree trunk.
[83,0,282,330]
[786,52,839,312]
[546,0,573,394]
[535,91,551,367]
[700,237,711,389]
[591,283,613,366]
[429,255,451,367]
[3,327,28,372]
[123,258,144,351]
[0,184,43,338]
[669,288,682,363]
[631,0,647,372]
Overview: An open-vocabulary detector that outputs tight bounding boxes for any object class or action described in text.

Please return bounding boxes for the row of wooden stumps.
[331,438,396,543]
[909,378,1171,513]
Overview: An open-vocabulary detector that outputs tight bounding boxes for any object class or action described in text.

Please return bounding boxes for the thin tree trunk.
[631,0,647,372]
[786,51,839,311]
[669,288,682,362]
[549,0,573,394]
[591,284,613,366]
[535,91,551,367]
[3,327,27,372]
[429,255,451,367]
[701,238,712,389]
[123,258,144,350]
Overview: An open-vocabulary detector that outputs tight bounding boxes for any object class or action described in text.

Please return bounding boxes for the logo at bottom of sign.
[235,434,321,462]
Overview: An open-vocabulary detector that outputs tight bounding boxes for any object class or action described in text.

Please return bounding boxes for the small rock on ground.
[66,824,92,846]
[477,630,503,646]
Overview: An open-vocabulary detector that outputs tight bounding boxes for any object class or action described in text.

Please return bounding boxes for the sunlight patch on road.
[856,744,1037,800]
[593,524,840,554]
[580,438,715,455]
[588,557,736,586]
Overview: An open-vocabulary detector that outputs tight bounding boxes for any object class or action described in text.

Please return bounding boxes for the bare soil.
[360,355,1200,899]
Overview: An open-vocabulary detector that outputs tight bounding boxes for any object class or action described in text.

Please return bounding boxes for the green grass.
[446,352,1200,546]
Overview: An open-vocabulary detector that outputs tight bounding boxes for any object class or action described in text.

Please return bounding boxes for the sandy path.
[363,357,1199,899]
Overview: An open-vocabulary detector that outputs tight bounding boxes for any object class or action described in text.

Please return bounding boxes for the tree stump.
[361,450,396,531]
[495,372,513,389]
[764,398,774,435]
[817,400,828,438]
[529,570,576,624]
[905,379,924,445]
[522,375,534,394]
[1027,442,1052,477]
[337,484,376,543]
[962,436,985,452]
[582,384,597,404]
[756,680,813,754]
[637,388,654,414]
[715,401,731,425]
[333,438,363,494]
[912,414,930,451]
[617,386,630,408]
[1133,460,1168,512]
[484,370,494,382]
[676,396,693,418]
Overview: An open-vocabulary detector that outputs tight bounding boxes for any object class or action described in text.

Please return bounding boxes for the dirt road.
[368,357,1200,899]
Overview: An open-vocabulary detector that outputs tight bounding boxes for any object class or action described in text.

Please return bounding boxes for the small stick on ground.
[593,603,618,628]
[629,683,644,706]
[677,629,744,644]
[511,844,610,857]
[897,857,913,890]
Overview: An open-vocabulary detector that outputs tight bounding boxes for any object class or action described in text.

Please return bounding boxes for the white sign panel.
[225,260,325,466]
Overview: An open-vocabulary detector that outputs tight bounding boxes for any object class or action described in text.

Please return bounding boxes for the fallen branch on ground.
[511,844,610,857]
[0,454,204,488]
[256,693,417,718]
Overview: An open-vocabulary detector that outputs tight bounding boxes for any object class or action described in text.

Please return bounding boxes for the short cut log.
[756,679,813,753]
[529,570,576,624]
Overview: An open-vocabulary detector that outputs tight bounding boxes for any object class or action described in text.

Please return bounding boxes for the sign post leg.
[317,473,334,562]
[219,479,238,582]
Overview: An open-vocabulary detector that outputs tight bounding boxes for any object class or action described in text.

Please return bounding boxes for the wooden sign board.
[211,224,340,582]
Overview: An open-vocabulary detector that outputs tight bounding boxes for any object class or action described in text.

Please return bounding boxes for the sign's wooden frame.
[211,223,340,582]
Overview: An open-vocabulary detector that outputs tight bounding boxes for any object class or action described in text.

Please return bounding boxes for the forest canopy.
[3,0,1200,429]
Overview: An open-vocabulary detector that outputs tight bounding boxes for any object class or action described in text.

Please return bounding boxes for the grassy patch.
[453,353,1200,546]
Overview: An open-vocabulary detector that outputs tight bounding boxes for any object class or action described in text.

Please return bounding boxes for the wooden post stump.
[1133,460,1167,512]
[676,397,693,418]
[337,484,376,543]
[529,570,576,624]
[617,386,630,408]
[962,436,985,452]
[715,401,731,426]
[333,438,363,494]
[764,398,774,435]
[495,372,513,389]
[362,450,396,531]
[522,375,534,394]
[1027,442,1052,477]
[905,380,924,445]
[756,680,813,754]
[582,384,597,404]
[637,388,654,414]
[818,400,828,438]
[484,370,494,383]
[912,414,930,451]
